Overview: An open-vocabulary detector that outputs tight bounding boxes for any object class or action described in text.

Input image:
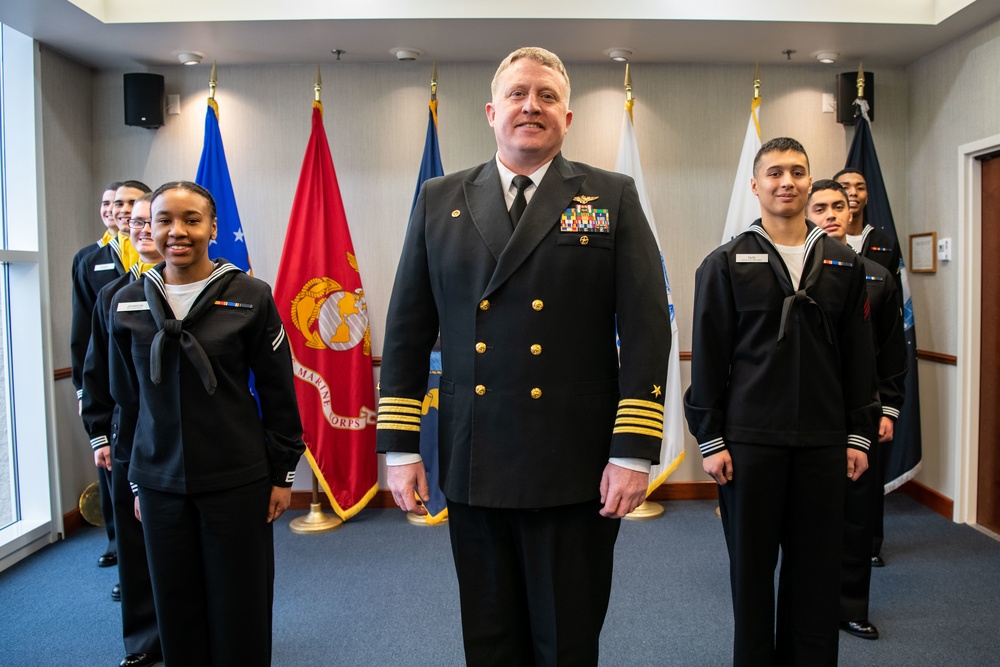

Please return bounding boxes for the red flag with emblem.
[273,101,378,520]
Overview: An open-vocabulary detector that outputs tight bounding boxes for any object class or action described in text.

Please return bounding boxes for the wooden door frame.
[956,133,1000,525]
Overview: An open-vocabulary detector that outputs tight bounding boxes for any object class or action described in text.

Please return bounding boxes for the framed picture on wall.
[910,232,937,273]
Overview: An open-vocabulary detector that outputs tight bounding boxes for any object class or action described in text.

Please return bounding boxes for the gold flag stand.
[625,499,665,521]
[289,474,342,534]
[406,511,448,527]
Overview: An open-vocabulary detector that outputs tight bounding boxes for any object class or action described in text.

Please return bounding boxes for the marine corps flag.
[195,65,252,273]
[273,94,378,521]
[722,70,762,244]
[613,67,685,495]
[410,71,449,525]
[845,97,923,492]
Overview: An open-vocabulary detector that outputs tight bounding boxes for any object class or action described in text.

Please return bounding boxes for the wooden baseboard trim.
[916,350,957,365]
[896,479,953,520]
[292,481,719,513]
[648,480,718,501]
[62,507,86,537]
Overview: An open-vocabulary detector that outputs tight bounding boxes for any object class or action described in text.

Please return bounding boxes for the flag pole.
[288,64,345,535]
[209,61,217,101]
[621,63,666,522]
[408,62,449,527]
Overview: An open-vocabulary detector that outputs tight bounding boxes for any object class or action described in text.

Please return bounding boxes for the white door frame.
[955,133,1000,524]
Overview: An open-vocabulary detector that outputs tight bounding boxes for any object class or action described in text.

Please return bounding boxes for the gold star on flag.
[651,384,662,397]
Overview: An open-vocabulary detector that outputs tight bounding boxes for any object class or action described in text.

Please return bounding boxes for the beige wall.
[38,47,102,517]
[52,24,1000,512]
[904,15,1000,501]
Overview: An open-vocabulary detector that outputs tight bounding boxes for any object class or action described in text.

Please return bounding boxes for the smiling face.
[127,200,162,264]
[100,189,117,232]
[807,188,851,242]
[113,186,146,234]
[486,57,572,174]
[835,171,869,218]
[151,187,217,283]
[751,149,812,221]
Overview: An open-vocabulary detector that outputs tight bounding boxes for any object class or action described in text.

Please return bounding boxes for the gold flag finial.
[856,61,865,98]
[209,61,217,100]
[624,63,633,104]
[753,62,761,100]
[431,62,438,101]
[314,65,322,102]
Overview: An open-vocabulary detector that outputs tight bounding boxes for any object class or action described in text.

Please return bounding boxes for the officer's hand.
[94,446,112,471]
[878,417,895,443]
[703,450,734,486]
[267,486,292,523]
[387,462,430,516]
[134,496,141,522]
[599,463,648,519]
[847,449,869,481]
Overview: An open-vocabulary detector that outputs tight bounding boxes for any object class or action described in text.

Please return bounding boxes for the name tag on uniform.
[116,301,150,312]
[94,263,116,271]
[736,254,768,263]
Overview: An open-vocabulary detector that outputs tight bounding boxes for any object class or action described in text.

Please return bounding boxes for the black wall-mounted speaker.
[123,73,164,129]
[836,71,874,125]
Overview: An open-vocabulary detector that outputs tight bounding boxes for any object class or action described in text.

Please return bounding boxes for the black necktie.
[509,175,532,228]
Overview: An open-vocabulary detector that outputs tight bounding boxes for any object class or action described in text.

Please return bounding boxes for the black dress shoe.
[840,619,880,640]
[111,583,121,602]
[119,653,161,667]
[97,552,118,567]
[871,554,885,567]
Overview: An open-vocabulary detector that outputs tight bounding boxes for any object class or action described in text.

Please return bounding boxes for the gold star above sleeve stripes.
[376,397,423,432]
[651,384,662,397]
[612,398,665,439]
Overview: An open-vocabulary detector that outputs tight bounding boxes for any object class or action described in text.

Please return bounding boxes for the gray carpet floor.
[1,494,998,666]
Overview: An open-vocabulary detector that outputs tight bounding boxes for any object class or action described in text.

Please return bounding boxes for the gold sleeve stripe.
[378,406,422,415]
[613,426,664,439]
[618,399,665,413]
[376,423,421,432]
[614,417,664,430]
[378,415,422,425]
[616,407,664,420]
[379,397,423,407]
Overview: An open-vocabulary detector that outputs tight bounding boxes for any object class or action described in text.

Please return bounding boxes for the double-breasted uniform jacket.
[684,221,881,457]
[376,153,671,509]
[107,260,304,494]
[858,257,907,421]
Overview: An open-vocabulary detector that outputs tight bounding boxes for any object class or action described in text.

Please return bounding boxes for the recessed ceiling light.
[607,49,632,62]
[391,47,424,61]
[177,51,203,66]
[816,51,839,64]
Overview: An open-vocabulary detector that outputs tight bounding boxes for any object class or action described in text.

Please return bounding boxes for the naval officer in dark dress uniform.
[376,47,671,666]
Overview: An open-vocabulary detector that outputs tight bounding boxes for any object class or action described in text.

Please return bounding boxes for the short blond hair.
[491,47,571,105]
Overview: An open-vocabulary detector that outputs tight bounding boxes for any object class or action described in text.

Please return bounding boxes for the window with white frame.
[0,23,56,571]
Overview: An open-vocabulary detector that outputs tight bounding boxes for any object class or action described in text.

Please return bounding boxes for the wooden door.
[979,153,1000,532]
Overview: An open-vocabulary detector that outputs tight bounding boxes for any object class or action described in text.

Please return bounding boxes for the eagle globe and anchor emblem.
[287,252,376,433]
[290,276,371,355]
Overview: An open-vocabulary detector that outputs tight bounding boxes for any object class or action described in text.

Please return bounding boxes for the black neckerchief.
[746,222,835,345]
[144,260,243,395]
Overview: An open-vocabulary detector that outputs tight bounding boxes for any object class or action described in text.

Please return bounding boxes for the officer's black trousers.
[447,499,620,667]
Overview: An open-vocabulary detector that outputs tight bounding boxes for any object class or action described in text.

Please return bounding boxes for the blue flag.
[411,97,448,524]
[196,98,252,273]
[845,101,922,492]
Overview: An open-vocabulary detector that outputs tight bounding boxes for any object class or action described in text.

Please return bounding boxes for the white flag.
[721,96,762,245]
[615,104,685,493]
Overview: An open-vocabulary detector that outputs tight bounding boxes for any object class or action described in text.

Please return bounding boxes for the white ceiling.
[1,0,998,69]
